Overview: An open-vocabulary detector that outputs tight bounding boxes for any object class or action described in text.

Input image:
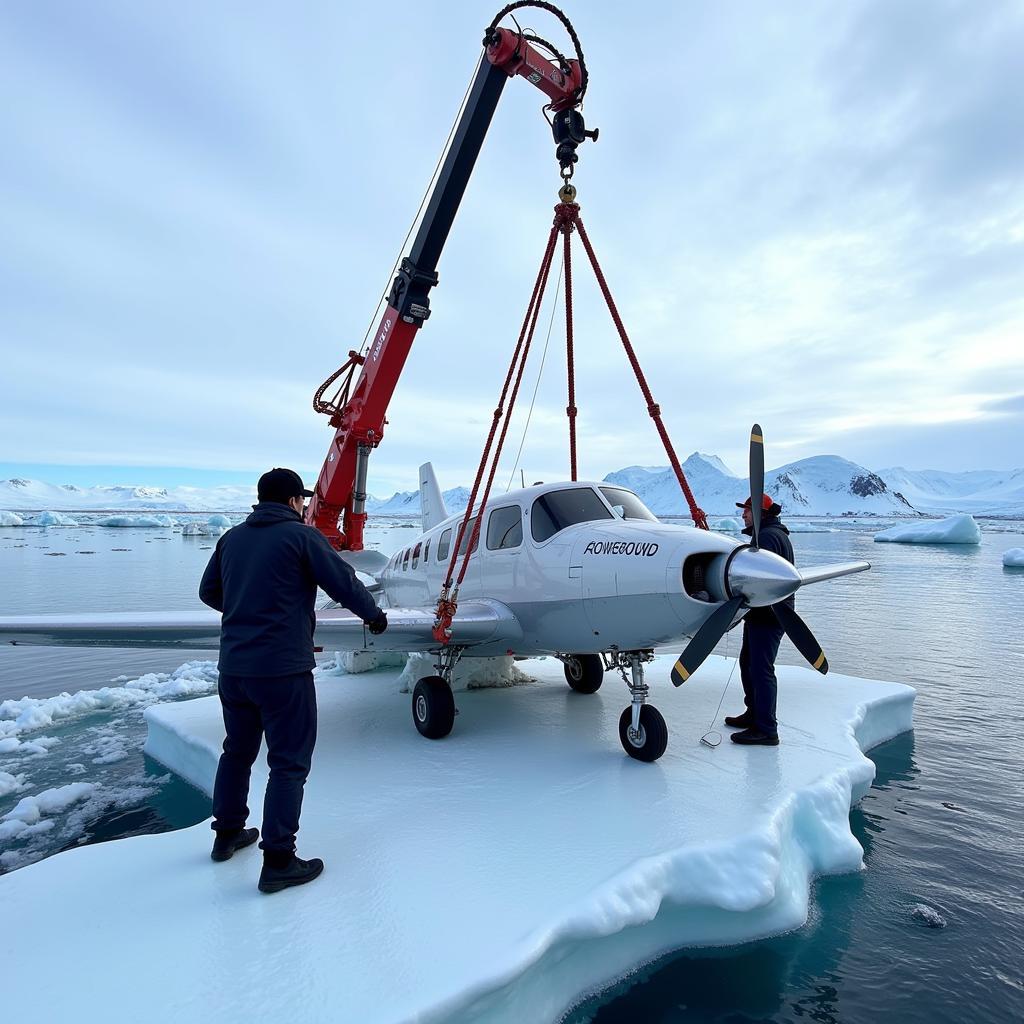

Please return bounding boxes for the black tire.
[563,654,604,694]
[618,705,669,762]
[412,676,456,739]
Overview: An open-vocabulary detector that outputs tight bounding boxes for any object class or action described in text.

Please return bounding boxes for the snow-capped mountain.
[605,454,916,517]
[877,467,1024,517]
[0,478,256,512]
[4,455,1023,517]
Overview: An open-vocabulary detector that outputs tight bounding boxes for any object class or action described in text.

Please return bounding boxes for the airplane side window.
[438,528,452,561]
[457,516,480,557]
[487,505,523,550]
[598,486,659,522]
[531,488,614,543]
[424,539,430,563]
[412,542,421,569]
[402,549,410,571]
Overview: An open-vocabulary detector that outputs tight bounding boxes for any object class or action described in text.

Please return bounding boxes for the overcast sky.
[1,0,1022,494]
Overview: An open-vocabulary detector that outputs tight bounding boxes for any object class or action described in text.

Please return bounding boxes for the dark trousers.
[739,621,784,736]
[212,671,317,853]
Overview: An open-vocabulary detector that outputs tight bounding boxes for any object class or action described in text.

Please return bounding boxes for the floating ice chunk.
[712,517,742,533]
[786,521,835,533]
[910,903,947,928]
[0,770,28,798]
[0,510,24,527]
[96,514,173,528]
[2,782,97,825]
[181,522,208,536]
[207,514,232,529]
[873,513,981,545]
[1003,547,1024,568]
[0,661,219,746]
[34,510,79,527]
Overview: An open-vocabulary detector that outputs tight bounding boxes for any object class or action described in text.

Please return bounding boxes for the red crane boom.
[307,10,593,549]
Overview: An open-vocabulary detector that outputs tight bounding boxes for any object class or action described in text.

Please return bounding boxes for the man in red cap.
[725,493,794,746]
[199,467,388,892]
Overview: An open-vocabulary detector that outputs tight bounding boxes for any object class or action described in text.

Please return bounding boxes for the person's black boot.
[724,711,755,728]
[211,827,259,862]
[258,852,324,894]
[730,728,780,746]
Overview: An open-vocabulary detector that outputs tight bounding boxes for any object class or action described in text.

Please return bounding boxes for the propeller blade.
[671,595,744,686]
[749,423,765,549]
[772,601,829,674]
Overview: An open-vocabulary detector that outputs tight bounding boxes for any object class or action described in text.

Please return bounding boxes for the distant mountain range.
[3,454,1023,517]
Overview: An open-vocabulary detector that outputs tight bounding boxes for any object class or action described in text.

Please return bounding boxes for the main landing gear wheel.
[618,705,668,762]
[563,654,604,694]
[412,676,456,740]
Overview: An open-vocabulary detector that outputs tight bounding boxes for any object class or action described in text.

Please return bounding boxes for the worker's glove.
[367,610,388,635]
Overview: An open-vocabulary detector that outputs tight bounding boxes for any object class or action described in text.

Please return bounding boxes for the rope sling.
[432,193,709,644]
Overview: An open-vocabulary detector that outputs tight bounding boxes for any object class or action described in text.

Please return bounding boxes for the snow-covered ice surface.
[1003,547,1024,568]
[0,655,913,1024]
[0,510,23,527]
[873,513,981,545]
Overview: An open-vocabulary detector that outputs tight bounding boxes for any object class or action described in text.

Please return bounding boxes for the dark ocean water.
[2,516,1023,1021]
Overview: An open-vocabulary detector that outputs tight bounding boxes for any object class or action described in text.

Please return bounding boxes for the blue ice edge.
[438,691,915,1024]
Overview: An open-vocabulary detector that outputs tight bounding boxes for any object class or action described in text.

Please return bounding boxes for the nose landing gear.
[612,650,667,762]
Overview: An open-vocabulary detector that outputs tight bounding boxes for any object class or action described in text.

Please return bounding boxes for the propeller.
[671,423,838,686]
[749,422,764,550]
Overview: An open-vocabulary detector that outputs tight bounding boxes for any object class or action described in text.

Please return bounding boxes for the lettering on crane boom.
[371,318,393,362]
[583,541,660,557]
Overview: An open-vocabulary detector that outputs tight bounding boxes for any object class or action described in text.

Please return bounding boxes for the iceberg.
[0,510,23,527]
[786,521,835,533]
[96,514,174,528]
[207,514,232,528]
[181,522,208,536]
[711,517,742,533]
[34,510,78,527]
[1003,547,1024,568]
[0,655,913,1024]
[873,513,981,545]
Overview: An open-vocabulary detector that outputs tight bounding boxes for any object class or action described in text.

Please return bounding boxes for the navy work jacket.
[199,502,381,677]
[742,516,795,626]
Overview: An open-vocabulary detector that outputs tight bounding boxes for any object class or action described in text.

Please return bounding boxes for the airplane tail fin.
[419,462,448,531]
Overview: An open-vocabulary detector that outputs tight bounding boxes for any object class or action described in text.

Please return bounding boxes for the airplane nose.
[725,547,802,607]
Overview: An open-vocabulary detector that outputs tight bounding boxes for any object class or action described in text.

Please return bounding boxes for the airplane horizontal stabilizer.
[339,549,390,578]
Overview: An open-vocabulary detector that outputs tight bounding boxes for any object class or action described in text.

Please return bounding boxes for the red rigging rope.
[432,198,708,645]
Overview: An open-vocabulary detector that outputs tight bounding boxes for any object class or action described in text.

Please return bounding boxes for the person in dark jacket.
[199,467,388,893]
[725,493,794,747]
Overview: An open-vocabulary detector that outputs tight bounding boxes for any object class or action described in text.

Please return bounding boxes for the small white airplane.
[0,429,869,762]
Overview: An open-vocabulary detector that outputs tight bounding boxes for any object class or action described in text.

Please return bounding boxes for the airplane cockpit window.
[531,488,614,543]
[487,505,523,550]
[438,528,452,561]
[457,516,480,557]
[412,542,421,569]
[599,487,659,522]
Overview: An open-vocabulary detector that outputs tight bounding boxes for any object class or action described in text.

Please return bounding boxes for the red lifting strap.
[432,199,708,646]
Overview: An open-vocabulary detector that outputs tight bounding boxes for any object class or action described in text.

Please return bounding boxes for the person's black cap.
[257,468,314,504]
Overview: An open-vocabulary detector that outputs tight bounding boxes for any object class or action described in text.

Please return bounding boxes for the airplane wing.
[0,600,522,654]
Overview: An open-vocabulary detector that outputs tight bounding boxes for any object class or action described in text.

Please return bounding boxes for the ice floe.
[1002,547,1024,568]
[0,661,219,751]
[711,517,742,533]
[0,771,28,798]
[34,510,79,527]
[786,521,836,533]
[0,654,914,1024]
[873,513,981,545]
[0,510,23,527]
[97,514,175,528]
[207,513,232,529]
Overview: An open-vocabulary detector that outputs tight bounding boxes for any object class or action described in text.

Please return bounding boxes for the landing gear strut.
[611,650,668,762]
[411,646,462,740]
